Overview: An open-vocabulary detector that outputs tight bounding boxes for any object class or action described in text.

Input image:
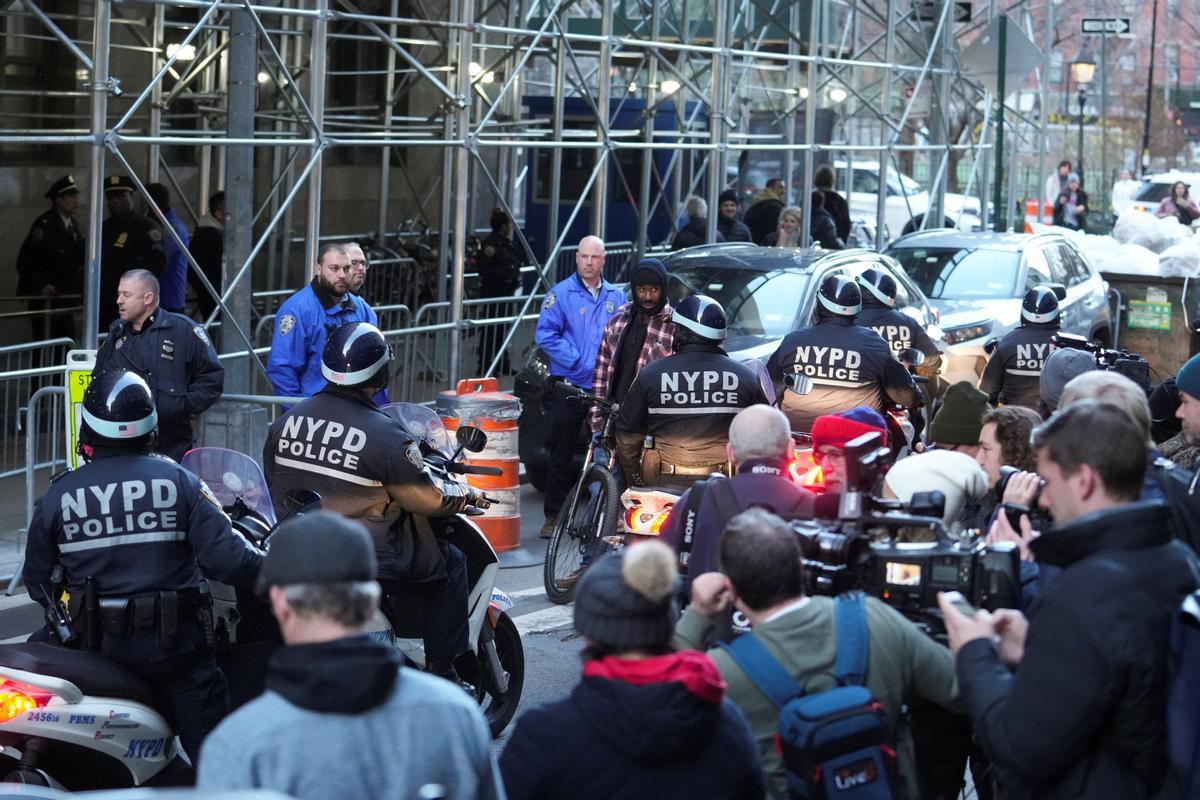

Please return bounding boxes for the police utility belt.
[660,462,731,476]
[68,588,209,648]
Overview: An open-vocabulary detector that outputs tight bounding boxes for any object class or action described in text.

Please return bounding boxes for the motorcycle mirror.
[898,348,924,368]
[1045,283,1067,302]
[283,489,321,514]
[456,425,488,453]
[784,373,815,396]
[983,338,1000,356]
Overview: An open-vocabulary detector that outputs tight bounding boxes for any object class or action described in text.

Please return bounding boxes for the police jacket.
[615,342,768,474]
[16,209,84,297]
[267,279,379,399]
[957,501,1200,800]
[660,458,815,591]
[534,273,624,387]
[856,301,940,358]
[263,387,474,582]
[94,308,224,458]
[100,212,166,332]
[767,316,920,433]
[978,322,1058,409]
[476,232,521,298]
[24,448,263,600]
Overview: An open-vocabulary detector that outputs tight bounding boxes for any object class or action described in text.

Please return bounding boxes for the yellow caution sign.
[64,350,96,471]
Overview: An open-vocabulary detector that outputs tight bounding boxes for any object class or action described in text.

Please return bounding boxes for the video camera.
[1051,331,1150,394]
[787,432,1021,630]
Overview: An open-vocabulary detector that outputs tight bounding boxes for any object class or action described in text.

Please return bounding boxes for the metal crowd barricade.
[0,339,74,480]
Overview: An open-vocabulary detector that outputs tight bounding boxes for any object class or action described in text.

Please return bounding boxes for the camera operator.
[978,285,1061,410]
[810,406,888,500]
[939,402,1200,800]
[955,407,1042,534]
[674,508,960,800]
[660,405,815,592]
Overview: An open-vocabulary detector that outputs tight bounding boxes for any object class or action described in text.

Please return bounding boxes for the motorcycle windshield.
[743,358,776,406]
[381,403,453,458]
[180,447,276,526]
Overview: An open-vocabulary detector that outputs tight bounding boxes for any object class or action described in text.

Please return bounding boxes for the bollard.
[437,377,522,552]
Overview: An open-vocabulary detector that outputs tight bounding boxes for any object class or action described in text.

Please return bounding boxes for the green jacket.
[673,596,960,800]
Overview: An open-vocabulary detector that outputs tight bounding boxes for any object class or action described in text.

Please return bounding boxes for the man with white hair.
[660,404,816,592]
[671,195,724,250]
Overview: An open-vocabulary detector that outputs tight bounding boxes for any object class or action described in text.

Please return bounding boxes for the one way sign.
[1081,17,1131,35]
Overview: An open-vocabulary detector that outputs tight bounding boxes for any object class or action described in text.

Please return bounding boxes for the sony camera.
[787,432,1021,629]
[1051,331,1150,394]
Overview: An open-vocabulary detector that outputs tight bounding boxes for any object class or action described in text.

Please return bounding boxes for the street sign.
[1081,18,1131,35]
[64,349,96,471]
[915,2,971,23]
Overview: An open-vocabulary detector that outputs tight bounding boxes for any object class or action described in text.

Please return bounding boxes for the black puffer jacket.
[499,652,765,800]
[957,501,1200,800]
[672,218,724,250]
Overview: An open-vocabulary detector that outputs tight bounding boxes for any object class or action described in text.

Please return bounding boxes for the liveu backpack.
[718,591,899,800]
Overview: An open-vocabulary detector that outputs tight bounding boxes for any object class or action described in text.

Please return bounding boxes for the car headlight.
[943,321,993,345]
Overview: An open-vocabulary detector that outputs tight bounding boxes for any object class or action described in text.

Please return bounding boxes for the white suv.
[836,161,986,240]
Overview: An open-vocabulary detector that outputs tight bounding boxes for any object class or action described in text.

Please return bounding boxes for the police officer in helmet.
[263,323,485,686]
[979,284,1061,410]
[616,294,768,490]
[767,274,921,433]
[855,268,941,362]
[24,369,263,764]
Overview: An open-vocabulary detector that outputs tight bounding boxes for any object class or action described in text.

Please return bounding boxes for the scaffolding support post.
[225,6,257,396]
[991,14,1007,233]
[590,0,613,238]
[705,0,729,244]
[304,1,329,276]
[83,0,113,349]
[448,0,474,385]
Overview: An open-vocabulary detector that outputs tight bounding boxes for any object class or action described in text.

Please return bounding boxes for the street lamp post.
[1072,46,1096,177]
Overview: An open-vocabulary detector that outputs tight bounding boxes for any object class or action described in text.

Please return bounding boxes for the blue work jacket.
[534,273,624,388]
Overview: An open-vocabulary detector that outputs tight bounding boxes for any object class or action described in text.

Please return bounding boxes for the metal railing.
[0,340,74,480]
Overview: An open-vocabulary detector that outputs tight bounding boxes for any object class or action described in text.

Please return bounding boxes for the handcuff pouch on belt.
[640,435,661,485]
[70,588,203,648]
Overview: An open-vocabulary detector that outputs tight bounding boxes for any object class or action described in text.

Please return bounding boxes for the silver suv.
[885,230,1111,387]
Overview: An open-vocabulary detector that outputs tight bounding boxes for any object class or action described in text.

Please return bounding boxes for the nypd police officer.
[979,285,1061,409]
[263,323,485,686]
[100,175,166,333]
[767,274,920,433]
[24,369,263,763]
[616,295,768,489]
[94,269,223,461]
[16,174,85,342]
[855,268,941,361]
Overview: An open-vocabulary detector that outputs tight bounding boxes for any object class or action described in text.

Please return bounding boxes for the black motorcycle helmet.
[672,294,728,347]
[321,322,393,389]
[1021,284,1060,325]
[80,369,158,448]
[816,274,862,318]
[857,268,897,308]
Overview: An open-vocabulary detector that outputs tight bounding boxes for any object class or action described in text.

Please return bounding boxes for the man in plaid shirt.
[589,259,676,434]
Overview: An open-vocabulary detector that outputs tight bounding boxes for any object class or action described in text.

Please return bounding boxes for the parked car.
[514,243,944,490]
[1126,170,1200,222]
[836,161,987,239]
[885,230,1112,387]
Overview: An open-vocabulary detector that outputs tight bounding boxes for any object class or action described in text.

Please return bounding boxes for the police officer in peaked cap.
[262,322,487,687]
[100,175,166,333]
[23,369,263,764]
[767,274,921,433]
[16,174,85,342]
[615,294,768,491]
[979,284,1062,410]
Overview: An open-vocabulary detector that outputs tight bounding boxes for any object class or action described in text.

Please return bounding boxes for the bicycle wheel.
[543,462,621,604]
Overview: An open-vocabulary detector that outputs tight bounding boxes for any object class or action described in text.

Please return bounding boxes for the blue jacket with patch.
[534,274,624,387]
[267,279,379,399]
[159,207,190,311]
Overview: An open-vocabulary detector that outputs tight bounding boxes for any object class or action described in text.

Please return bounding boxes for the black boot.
[426,654,475,695]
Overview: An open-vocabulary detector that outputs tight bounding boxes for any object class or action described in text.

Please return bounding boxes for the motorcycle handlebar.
[447,462,504,477]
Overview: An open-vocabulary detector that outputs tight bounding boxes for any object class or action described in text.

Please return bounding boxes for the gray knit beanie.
[1040,348,1097,410]
[573,541,679,651]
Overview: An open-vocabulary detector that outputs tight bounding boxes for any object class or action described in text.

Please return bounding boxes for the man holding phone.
[938,402,1199,800]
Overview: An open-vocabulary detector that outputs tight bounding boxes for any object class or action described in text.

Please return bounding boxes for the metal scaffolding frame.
[1,0,1049,388]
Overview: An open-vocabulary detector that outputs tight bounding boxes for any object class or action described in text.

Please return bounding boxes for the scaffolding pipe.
[448,0,475,384]
[304,1,330,275]
[82,0,112,349]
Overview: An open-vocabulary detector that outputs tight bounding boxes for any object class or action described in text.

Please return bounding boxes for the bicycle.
[542,384,623,605]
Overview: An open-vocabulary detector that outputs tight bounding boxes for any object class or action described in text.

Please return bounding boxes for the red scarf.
[583,650,726,705]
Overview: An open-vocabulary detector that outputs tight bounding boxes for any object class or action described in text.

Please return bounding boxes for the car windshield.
[889,172,923,197]
[1135,182,1174,203]
[667,265,808,337]
[889,247,1020,300]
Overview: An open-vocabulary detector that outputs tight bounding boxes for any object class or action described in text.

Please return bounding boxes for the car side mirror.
[1046,283,1067,302]
[456,425,488,454]
[784,373,815,396]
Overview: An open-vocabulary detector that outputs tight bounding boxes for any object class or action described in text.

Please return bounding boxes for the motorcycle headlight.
[944,321,993,345]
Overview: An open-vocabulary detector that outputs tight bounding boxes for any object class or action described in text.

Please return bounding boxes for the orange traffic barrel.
[1024,199,1054,232]
[437,377,522,552]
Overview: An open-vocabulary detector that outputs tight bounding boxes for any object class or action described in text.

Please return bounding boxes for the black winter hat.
[574,541,679,651]
[629,258,668,290]
[718,189,739,205]
[258,511,377,594]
